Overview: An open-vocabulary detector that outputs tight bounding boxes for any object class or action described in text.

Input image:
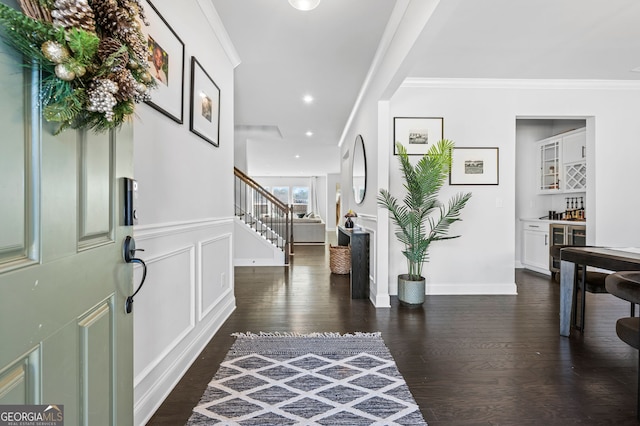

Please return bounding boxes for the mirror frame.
[352,134,367,205]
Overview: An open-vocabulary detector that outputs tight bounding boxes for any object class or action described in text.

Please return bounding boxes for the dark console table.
[338,226,370,299]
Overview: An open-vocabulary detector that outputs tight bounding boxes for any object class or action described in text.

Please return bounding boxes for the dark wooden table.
[560,246,640,336]
[337,226,370,299]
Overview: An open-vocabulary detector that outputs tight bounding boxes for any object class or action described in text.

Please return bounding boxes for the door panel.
[79,300,113,426]
[0,33,32,266]
[0,2,134,422]
[42,320,79,425]
[79,131,114,249]
[0,349,39,405]
[41,125,80,261]
[0,365,27,404]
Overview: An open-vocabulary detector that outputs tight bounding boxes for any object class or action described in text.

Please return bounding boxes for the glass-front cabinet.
[538,138,560,193]
[536,128,586,194]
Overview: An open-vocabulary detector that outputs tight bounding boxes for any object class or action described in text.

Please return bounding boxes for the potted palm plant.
[378,139,472,306]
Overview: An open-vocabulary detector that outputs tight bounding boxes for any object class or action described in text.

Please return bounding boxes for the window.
[269,186,310,217]
[292,186,309,216]
[272,187,289,205]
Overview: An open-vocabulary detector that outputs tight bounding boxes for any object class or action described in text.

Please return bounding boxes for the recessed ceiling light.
[305,131,313,137]
[295,154,300,159]
[303,94,314,104]
[289,0,321,11]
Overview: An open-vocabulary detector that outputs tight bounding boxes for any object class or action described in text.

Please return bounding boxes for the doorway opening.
[515,117,592,273]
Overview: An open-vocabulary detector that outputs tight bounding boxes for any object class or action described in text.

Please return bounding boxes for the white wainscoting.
[132,218,236,426]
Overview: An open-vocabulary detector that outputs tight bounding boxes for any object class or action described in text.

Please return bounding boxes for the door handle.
[123,236,147,314]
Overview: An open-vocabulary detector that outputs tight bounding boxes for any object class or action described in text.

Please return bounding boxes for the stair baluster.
[234,167,292,264]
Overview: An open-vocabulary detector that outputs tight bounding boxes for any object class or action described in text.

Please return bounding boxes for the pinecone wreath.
[121,29,147,66]
[90,0,118,34]
[51,0,96,32]
[0,0,156,132]
[112,0,149,66]
[92,0,148,67]
[98,37,129,72]
[123,0,149,26]
[112,69,137,102]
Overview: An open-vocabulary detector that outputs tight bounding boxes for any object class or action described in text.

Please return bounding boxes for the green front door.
[0,4,135,423]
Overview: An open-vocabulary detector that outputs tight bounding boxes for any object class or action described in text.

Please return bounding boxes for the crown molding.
[401,77,640,90]
[195,0,241,68]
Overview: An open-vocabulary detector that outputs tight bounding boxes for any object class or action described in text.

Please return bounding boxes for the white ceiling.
[407,0,640,80]
[210,0,640,177]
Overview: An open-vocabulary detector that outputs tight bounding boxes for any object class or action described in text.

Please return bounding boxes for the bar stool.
[573,268,610,331]
[605,271,640,420]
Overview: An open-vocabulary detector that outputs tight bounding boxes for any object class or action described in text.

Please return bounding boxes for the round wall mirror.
[352,135,367,205]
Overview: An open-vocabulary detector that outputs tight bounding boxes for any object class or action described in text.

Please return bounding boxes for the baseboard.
[426,282,518,295]
[522,265,552,276]
[234,258,285,266]
[372,292,391,308]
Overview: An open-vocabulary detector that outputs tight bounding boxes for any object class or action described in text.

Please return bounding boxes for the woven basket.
[329,245,351,274]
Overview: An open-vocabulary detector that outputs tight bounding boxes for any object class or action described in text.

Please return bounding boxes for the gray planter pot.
[398,274,425,306]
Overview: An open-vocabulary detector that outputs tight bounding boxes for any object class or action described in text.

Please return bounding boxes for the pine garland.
[43,88,84,122]
[66,27,99,64]
[0,1,155,133]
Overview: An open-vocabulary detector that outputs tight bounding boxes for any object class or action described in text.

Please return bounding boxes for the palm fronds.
[378,140,472,279]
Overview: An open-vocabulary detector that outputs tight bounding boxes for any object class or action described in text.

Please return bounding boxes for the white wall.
[131,1,238,424]
[326,173,341,231]
[234,219,285,266]
[388,79,640,295]
[234,131,248,172]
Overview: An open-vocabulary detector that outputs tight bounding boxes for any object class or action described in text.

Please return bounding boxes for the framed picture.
[189,57,220,147]
[393,117,443,155]
[450,147,499,185]
[140,0,185,123]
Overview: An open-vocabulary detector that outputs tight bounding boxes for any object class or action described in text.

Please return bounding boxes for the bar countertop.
[520,217,586,226]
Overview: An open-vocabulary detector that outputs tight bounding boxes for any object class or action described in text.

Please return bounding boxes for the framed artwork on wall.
[189,56,220,147]
[393,117,443,155]
[450,147,500,185]
[140,0,185,123]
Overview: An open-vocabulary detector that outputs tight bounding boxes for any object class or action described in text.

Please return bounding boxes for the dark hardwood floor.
[148,238,639,425]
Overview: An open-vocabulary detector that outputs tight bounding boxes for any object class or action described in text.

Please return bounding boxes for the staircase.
[234,167,292,264]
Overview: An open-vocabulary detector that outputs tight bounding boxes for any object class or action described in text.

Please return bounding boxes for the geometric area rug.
[186,332,427,425]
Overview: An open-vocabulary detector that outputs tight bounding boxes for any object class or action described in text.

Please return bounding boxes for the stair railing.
[234,167,292,263]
